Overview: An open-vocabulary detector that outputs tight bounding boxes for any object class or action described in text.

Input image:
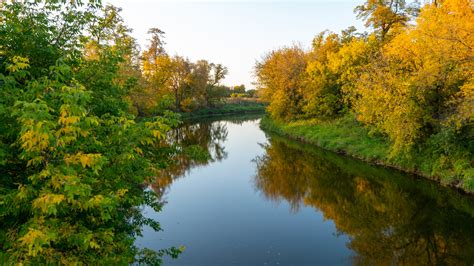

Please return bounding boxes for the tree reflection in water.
[254,135,474,265]
[150,115,261,198]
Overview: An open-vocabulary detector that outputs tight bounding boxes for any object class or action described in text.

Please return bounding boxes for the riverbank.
[260,115,474,194]
[180,102,265,120]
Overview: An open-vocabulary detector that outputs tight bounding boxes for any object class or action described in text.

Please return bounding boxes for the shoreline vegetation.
[260,115,474,194]
[179,101,266,120]
[1,0,264,263]
[254,0,473,193]
[1,0,473,264]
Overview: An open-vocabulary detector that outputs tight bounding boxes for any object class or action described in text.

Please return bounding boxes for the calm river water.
[137,115,474,266]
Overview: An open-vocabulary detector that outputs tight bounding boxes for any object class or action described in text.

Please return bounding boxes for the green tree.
[205,63,229,106]
[0,1,183,264]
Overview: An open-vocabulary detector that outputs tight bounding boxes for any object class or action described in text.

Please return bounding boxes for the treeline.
[65,5,255,117]
[118,20,255,115]
[0,1,219,264]
[134,28,229,115]
[137,40,257,115]
[255,0,473,189]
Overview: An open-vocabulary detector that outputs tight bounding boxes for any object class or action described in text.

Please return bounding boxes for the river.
[137,115,474,265]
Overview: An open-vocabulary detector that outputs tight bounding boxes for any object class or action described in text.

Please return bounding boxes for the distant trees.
[169,56,192,110]
[134,30,229,114]
[228,84,259,98]
[255,0,473,186]
[233,84,246,94]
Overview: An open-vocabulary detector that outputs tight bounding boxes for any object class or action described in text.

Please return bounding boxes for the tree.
[254,45,307,120]
[186,60,228,109]
[78,5,141,116]
[246,89,257,98]
[0,2,183,264]
[206,63,229,106]
[303,32,342,117]
[169,56,192,111]
[233,84,246,94]
[327,34,378,109]
[352,0,473,160]
[255,0,473,188]
[144,28,167,60]
[355,0,419,40]
[142,28,171,92]
[138,28,173,115]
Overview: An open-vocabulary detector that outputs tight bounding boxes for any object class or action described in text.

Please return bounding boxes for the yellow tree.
[302,32,342,117]
[169,56,192,111]
[254,45,307,120]
[355,0,418,40]
[138,28,173,114]
[327,35,378,108]
[352,0,473,158]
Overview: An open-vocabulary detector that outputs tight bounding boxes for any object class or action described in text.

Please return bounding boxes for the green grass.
[180,102,266,120]
[260,115,474,193]
[261,115,390,161]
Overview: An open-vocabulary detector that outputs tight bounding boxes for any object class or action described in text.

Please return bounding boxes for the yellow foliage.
[83,41,101,61]
[352,0,474,153]
[151,129,164,139]
[327,38,373,106]
[6,56,30,72]
[59,113,80,126]
[19,126,50,154]
[89,240,101,249]
[255,45,307,120]
[19,228,49,257]
[180,98,197,112]
[64,152,102,168]
[452,75,474,128]
[116,188,128,198]
[303,33,343,117]
[32,193,65,214]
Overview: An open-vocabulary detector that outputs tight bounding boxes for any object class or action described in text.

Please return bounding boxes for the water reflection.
[254,135,474,265]
[151,114,261,198]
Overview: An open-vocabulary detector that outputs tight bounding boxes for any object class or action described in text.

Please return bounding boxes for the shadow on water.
[254,133,474,265]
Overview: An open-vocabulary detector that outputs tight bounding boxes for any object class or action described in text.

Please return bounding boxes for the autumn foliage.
[255,0,473,190]
[0,1,192,264]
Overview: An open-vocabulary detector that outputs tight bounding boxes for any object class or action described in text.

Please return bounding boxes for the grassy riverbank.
[180,102,265,120]
[260,115,474,193]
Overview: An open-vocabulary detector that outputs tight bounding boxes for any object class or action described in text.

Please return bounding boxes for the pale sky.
[106,0,366,89]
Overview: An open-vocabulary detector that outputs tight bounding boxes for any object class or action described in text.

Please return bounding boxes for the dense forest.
[256,0,473,191]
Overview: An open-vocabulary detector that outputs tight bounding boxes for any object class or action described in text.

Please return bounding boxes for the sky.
[106,0,366,89]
